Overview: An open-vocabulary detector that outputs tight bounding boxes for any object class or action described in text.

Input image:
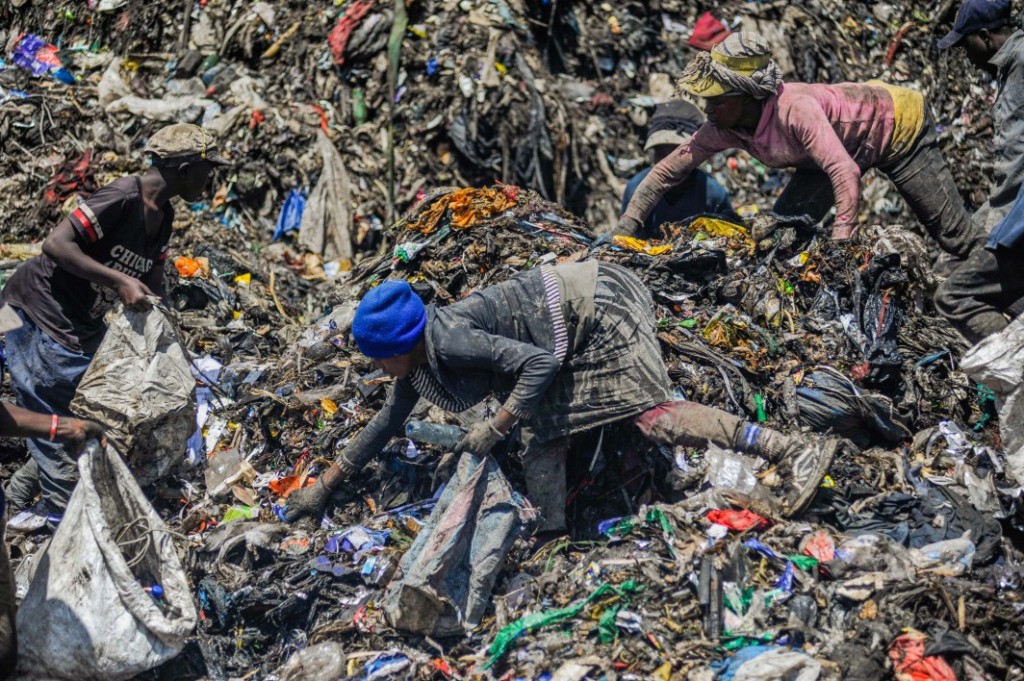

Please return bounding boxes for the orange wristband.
[49,414,59,441]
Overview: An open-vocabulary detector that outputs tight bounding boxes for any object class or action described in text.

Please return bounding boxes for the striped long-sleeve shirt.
[339,263,595,471]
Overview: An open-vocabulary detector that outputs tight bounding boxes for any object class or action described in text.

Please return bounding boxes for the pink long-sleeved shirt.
[622,82,919,230]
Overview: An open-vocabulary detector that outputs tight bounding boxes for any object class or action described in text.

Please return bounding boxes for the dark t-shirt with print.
[1,176,173,354]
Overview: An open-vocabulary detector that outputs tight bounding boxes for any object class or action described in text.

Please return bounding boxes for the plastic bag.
[961,315,1024,486]
[381,453,529,636]
[16,441,196,679]
[70,304,196,486]
[795,367,909,449]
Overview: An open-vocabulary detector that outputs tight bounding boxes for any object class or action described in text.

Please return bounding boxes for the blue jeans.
[3,309,93,516]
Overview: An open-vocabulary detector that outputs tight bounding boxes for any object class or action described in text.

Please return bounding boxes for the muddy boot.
[753,428,839,517]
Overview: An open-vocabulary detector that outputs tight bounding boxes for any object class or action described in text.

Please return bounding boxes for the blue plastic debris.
[273,188,307,241]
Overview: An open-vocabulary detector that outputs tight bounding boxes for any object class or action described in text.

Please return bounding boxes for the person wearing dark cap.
[284,263,842,537]
[934,1,1024,342]
[620,100,739,239]
[939,0,1024,231]
[0,123,227,522]
[620,33,982,263]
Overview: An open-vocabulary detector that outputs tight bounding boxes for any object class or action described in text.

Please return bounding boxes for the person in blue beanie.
[285,262,841,536]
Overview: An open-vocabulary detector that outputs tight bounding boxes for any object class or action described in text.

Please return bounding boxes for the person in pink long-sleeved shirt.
[618,32,982,261]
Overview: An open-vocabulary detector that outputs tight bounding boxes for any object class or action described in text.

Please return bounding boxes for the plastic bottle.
[145,584,164,599]
[405,420,463,449]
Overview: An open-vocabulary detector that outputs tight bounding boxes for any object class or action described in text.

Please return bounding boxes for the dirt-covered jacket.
[338,263,593,471]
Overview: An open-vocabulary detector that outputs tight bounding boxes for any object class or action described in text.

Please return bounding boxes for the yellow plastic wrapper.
[611,235,672,256]
[689,216,755,253]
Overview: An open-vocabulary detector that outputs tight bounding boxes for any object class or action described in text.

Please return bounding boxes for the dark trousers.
[522,401,781,533]
[935,243,1024,343]
[773,115,982,261]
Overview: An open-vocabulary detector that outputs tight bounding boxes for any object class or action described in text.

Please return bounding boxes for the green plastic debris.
[721,632,775,651]
[602,518,635,537]
[645,508,674,538]
[597,605,621,644]
[485,580,643,668]
[754,393,767,422]
[222,505,258,523]
[975,384,998,431]
[786,554,820,572]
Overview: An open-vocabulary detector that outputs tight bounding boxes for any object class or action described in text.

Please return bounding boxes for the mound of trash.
[2,0,1023,680]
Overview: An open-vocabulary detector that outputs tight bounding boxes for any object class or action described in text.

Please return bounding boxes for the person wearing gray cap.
[618,100,738,240]
[0,303,105,676]
[934,1,1024,341]
[938,0,1024,230]
[0,123,227,524]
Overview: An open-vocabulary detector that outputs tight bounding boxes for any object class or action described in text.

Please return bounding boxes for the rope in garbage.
[115,516,187,569]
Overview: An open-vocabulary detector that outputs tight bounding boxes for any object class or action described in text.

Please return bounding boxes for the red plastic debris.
[328,0,375,65]
[688,12,731,51]
[705,509,771,532]
[802,530,836,562]
[888,630,957,681]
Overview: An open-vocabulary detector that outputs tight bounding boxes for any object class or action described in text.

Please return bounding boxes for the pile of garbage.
[3,0,1024,679]
[0,0,1002,251]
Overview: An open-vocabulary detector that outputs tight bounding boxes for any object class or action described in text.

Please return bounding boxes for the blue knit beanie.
[352,280,426,358]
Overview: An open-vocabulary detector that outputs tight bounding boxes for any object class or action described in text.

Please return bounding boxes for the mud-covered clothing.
[1,309,92,516]
[935,239,1024,342]
[771,112,983,259]
[339,262,674,472]
[621,167,737,238]
[974,30,1024,232]
[1,176,172,354]
[621,81,927,234]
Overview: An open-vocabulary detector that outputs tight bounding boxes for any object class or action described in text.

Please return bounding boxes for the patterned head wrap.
[677,32,783,100]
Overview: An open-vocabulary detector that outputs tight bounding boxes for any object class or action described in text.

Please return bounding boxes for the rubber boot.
[634,401,836,516]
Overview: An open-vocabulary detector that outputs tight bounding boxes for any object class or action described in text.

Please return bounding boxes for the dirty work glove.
[454,420,505,456]
[284,478,331,523]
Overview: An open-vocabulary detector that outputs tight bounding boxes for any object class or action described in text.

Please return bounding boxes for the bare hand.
[116,278,156,310]
[58,418,107,455]
[830,222,857,241]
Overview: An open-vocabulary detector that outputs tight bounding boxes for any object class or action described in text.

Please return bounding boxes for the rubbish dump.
[1,0,1023,679]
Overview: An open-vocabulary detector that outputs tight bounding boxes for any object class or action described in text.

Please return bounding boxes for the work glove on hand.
[454,420,504,456]
[284,478,332,523]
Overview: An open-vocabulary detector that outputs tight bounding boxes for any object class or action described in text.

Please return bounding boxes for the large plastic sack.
[70,304,196,486]
[382,453,530,636]
[795,367,910,449]
[960,315,1024,486]
[16,441,196,679]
